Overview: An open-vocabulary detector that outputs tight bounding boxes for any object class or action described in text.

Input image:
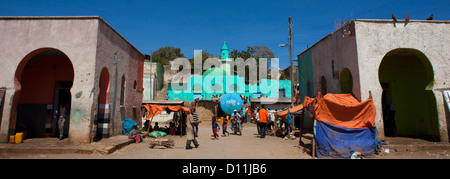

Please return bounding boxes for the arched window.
[320,76,327,95]
[339,68,353,94]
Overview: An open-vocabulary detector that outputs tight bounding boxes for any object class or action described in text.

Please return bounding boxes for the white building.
[298,19,450,141]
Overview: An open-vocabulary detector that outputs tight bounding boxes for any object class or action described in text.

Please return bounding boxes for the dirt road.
[5,122,311,159]
[5,121,449,159]
[100,122,310,159]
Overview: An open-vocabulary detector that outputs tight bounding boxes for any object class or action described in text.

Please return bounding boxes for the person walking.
[246,107,252,123]
[192,109,199,135]
[254,107,260,135]
[186,110,201,150]
[222,117,229,137]
[259,105,269,138]
[284,112,293,139]
[212,116,220,139]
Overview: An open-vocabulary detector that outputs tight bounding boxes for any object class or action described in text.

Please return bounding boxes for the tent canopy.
[276,92,378,158]
[276,104,304,119]
[144,104,191,120]
[313,93,377,158]
[314,93,376,129]
[276,96,316,119]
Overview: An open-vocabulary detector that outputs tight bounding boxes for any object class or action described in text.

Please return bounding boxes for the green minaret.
[220,42,229,60]
[220,42,231,75]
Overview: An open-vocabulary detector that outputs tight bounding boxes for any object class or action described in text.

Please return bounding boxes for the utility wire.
[296,0,403,31]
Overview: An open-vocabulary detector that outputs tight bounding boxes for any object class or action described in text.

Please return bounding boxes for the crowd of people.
[134,105,294,150]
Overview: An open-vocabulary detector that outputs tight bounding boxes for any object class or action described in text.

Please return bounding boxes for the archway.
[96,68,110,140]
[340,68,353,94]
[12,48,74,139]
[378,48,439,141]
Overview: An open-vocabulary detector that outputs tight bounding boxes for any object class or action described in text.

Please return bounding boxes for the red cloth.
[129,133,141,143]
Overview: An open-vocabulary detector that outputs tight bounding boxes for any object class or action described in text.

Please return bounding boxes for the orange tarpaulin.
[276,104,304,119]
[144,104,191,120]
[302,96,316,108]
[276,96,316,119]
[276,93,376,128]
[314,93,376,129]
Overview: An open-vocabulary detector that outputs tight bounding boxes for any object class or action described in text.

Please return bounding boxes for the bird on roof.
[392,14,397,27]
[392,14,397,22]
[404,14,410,26]
[427,14,433,20]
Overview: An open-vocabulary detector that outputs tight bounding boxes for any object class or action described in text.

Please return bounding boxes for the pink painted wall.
[0,17,144,143]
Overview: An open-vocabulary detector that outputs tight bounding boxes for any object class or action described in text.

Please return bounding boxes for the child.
[212,116,220,139]
[128,125,142,143]
[222,116,229,137]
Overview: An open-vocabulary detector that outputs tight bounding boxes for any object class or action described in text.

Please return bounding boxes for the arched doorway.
[12,48,74,139]
[379,48,439,141]
[96,68,110,140]
[340,68,353,94]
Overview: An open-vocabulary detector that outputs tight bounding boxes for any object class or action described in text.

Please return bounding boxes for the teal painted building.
[167,43,292,102]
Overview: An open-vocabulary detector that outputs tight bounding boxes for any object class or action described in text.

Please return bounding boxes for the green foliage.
[229,45,275,82]
[190,50,217,73]
[151,46,185,66]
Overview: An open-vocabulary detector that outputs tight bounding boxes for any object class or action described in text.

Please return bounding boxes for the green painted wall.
[167,73,291,102]
[340,68,353,94]
[298,49,313,100]
[379,50,439,140]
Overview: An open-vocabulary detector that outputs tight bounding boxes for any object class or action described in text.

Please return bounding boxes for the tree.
[250,45,274,59]
[151,46,185,66]
[190,50,216,69]
[250,45,275,80]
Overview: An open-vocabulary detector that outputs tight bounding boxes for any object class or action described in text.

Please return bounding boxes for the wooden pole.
[299,108,305,146]
[180,111,183,138]
[312,119,316,158]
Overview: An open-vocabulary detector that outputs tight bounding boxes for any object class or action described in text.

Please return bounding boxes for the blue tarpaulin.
[122,118,137,135]
[315,121,377,158]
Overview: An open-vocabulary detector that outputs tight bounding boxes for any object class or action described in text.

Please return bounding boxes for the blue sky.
[1,0,449,68]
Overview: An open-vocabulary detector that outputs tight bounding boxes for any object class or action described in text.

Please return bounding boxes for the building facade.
[0,16,144,143]
[298,19,450,141]
[167,43,292,103]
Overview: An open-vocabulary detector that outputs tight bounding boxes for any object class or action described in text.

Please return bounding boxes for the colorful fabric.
[276,104,304,119]
[314,93,376,129]
[315,121,377,158]
[144,104,191,119]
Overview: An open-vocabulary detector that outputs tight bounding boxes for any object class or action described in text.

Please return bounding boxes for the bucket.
[15,132,23,144]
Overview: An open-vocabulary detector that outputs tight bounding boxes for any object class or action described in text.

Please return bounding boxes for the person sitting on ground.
[168,122,176,135]
[128,125,142,143]
[154,122,160,131]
